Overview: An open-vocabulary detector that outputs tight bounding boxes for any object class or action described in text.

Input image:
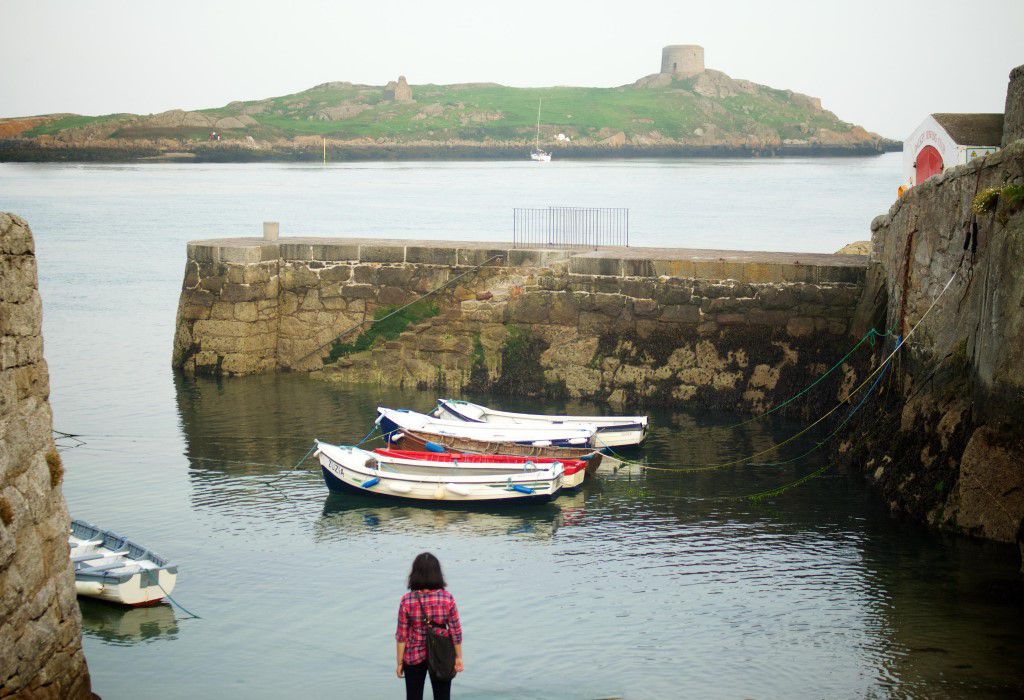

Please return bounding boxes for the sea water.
[2,155,1023,698]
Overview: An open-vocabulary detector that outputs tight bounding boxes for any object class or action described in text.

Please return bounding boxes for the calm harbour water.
[3,155,1024,699]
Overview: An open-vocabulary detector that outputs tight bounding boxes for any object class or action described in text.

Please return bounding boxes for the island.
[0,45,897,162]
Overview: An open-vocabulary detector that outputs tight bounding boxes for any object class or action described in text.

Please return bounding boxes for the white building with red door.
[904,113,1004,187]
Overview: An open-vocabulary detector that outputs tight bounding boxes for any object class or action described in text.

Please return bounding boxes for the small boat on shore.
[316,441,565,503]
[377,407,597,448]
[70,519,178,607]
[433,399,648,447]
[374,448,591,489]
[384,427,609,473]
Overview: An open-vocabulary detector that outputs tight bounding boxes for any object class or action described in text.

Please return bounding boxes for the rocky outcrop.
[835,241,871,255]
[0,214,91,698]
[1002,65,1023,147]
[842,139,1024,545]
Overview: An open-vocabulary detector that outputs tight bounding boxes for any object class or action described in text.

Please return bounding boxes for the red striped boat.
[374,448,591,489]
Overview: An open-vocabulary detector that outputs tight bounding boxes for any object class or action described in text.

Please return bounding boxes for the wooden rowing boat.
[316,441,565,503]
[377,407,597,448]
[385,428,606,475]
[374,448,591,488]
[70,519,178,607]
[434,398,648,447]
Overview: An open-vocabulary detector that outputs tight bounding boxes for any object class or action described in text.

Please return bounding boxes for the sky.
[1,0,1022,139]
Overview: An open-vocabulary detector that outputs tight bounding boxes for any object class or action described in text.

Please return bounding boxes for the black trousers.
[403,661,451,700]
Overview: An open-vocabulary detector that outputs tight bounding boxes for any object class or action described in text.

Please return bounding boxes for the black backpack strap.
[414,592,448,632]
[415,592,428,624]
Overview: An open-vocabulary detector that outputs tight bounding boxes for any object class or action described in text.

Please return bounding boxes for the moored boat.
[377,407,597,448]
[385,427,609,474]
[433,398,648,447]
[316,441,564,503]
[70,519,178,607]
[374,448,591,489]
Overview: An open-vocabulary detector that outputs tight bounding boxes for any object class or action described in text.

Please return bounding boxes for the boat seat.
[71,549,129,563]
[77,560,140,575]
[70,538,104,549]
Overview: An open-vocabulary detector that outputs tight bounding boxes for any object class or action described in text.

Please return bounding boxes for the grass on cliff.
[17,78,854,145]
[247,82,848,142]
[24,114,119,137]
[325,298,439,364]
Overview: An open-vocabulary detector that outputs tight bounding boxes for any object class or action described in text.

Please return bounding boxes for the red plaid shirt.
[396,589,462,665]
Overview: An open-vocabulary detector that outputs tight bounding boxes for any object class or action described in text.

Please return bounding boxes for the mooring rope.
[156,581,202,619]
[604,267,960,473]
[741,358,891,500]
[295,253,505,365]
[722,326,893,430]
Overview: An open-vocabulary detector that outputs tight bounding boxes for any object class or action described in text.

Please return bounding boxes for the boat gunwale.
[438,398,648,429]
[317,442,565,485]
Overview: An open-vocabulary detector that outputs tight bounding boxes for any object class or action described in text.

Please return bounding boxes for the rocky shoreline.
[0,139,899,163]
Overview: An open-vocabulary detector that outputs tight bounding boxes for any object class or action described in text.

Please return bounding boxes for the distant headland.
[0,45,899,162]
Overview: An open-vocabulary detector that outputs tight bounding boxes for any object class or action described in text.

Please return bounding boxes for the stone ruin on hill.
[385,76,413,103]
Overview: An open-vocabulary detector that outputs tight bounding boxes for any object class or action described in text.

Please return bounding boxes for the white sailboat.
[530,98,552,162]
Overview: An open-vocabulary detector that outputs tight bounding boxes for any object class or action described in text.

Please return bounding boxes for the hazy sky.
[2,0,1021,138]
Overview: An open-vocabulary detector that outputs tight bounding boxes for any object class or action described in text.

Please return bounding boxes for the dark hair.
[407,552,446,590]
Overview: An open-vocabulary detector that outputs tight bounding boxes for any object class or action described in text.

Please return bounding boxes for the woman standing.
[396,552,464,700]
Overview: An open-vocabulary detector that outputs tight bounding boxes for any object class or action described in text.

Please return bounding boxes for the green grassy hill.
[0,71,894,161]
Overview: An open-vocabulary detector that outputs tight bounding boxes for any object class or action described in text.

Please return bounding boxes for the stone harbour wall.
[841,139,1024,545]
[0,214,91,698]
[173,238,868,413]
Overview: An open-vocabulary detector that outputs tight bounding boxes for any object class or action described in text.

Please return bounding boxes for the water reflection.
[317,492,571,541]
[78,598,179,646]
[167,372,1024,696]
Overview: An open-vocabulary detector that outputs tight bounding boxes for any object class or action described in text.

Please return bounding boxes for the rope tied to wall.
[604,266,960,474]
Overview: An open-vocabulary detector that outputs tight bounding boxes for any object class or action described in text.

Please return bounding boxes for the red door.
[915,145,943,183]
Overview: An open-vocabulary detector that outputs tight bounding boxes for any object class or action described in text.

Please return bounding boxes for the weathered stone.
[660,304,700,323]
[507,292,551,324]
[341,284,376,299]
[359,245,405,263]
[320,265,352,283]
[378,285,413,306]
[786,316,815,337]
[0,213,91,697]
[406,246,458,265]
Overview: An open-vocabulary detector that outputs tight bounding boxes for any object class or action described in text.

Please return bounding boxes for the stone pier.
[173,236,868,412]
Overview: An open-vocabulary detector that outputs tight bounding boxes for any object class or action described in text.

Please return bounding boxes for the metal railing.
[512,207,629,249]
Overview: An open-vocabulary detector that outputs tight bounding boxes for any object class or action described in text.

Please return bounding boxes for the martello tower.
[660,45,704,77]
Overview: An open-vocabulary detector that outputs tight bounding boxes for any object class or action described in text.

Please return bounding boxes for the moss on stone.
[325,298,439,363]
[493,325,549,397]
[467,332,489,392]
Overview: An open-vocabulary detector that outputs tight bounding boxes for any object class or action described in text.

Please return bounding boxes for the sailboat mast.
[535,98,542,149]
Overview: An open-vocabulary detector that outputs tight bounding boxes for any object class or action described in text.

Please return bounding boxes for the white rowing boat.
[316,441,565,503]
[70,519,178,607]
[433,398,648,447]
[374,448,591,489]
[377,407,597,448]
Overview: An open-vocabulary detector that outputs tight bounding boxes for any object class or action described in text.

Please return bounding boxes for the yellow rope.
[622,268,960,474]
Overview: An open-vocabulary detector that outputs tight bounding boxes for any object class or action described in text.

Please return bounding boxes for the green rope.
[596,327,894,469]
[722,327,892,430]
[740,355,892,500]
[743,465,830,501]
